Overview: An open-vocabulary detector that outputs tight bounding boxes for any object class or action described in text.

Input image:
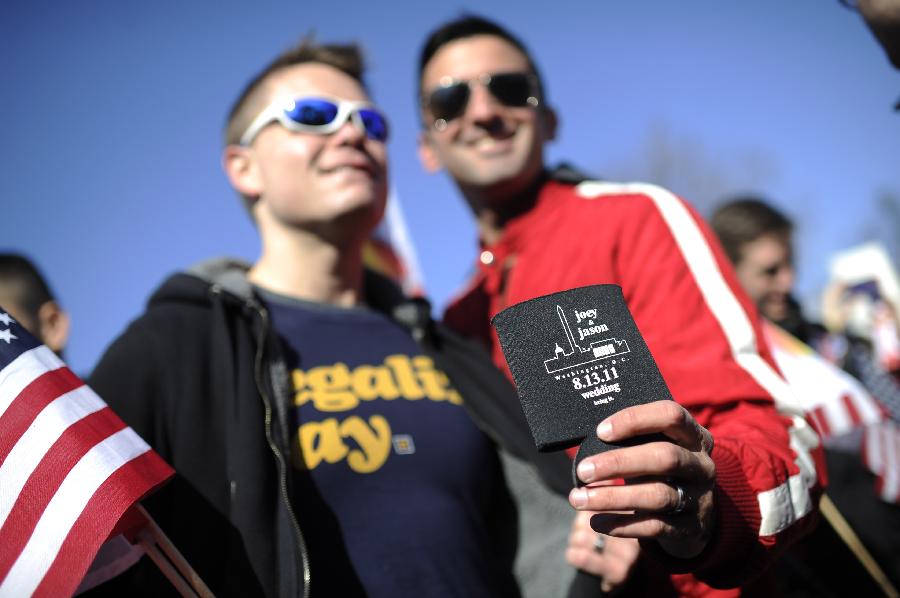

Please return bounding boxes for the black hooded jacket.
[88,258,573,597]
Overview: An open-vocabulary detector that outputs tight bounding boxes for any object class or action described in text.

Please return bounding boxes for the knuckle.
[572,529,594,547]
[616,407,638,430]
[589,487,615,511]
[565,547,587,569]
[606,450,629,476]
[607,563,628,584]
[649,518,668,536]
[653,444,681,471]
[664,402,688,427]
[624,539,641,557]
[652,483,672,509]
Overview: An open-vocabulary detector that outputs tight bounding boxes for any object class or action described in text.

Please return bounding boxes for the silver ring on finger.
[593,535,606,553]
[670,482,687,514]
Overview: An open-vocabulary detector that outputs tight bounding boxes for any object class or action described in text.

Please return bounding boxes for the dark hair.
[224,37,368,148]
[710,197,794,265]
[417,15,547,103]
[0,253,56,323]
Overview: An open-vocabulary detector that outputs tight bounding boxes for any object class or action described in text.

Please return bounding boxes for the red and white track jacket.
[444,177,826,595]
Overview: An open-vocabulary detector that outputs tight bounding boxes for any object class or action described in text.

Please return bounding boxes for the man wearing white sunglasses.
[416,15,826,597]
[88,39,571,596]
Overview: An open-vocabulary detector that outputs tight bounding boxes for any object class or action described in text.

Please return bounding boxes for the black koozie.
[491,285,673,484]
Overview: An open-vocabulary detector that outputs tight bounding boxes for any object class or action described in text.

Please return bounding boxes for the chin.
[461,159,526,187]
[337,193,386,222]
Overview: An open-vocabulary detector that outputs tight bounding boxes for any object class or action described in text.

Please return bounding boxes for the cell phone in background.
[828,249,900,372]
[846,280,881,301]
[827,242,900,332]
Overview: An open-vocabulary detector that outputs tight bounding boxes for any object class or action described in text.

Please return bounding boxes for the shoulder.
[559,180,714,248]
[565,179,689,212]
[94,271,229,375]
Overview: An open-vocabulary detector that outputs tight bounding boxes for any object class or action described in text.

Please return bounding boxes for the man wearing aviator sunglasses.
[417,15,825,597]
[421,71,540,132]
[89,37,572,597]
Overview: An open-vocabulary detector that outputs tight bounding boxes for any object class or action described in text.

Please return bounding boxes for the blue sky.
[3,0,899,374]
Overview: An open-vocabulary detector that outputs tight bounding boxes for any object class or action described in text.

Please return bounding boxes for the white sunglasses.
[240,96,389,146]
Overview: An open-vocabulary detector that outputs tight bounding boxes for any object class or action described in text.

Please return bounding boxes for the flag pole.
[135,505,215,598]
[820,493,898,598]
[134,532,199,598]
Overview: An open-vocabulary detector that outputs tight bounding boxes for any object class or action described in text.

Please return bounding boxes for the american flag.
[0,307,174,597]
[764,321,900,505]
[365,189,425,297]
[764,321,885,439]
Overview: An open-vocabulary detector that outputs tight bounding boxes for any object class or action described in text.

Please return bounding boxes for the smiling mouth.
[468,135,516,154]
[321,163,380,178]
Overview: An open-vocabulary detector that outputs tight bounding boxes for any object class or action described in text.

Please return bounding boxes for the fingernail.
[597,419,613,440]
[570,488,588,508]
[577,459,596,483]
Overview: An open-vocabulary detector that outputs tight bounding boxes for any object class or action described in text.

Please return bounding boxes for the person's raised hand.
[568,401,716,558]
[566,510,640,593]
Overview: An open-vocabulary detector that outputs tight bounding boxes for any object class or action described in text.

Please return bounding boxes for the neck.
[249,223,366,307]
[462,170,546,246]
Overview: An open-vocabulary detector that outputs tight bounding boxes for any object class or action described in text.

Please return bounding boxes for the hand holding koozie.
[491,285,674,480]
[491,285,717,559]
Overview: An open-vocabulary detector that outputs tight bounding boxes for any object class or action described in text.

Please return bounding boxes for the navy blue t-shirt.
[262,290,517,597]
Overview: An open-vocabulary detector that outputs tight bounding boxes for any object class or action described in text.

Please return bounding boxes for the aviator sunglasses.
[422,72,540,130]
[240,97,389,146]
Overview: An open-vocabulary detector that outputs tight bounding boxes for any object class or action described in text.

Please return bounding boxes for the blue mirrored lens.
[286,99,339,126]
[359,109,389,141]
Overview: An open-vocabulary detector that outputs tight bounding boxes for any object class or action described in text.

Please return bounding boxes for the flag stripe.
[0,367,83,464]
[763,320,884,440]
[0,346,64,416]
[34,451,170,598]
[880,426,899,502]
[853,388,885,426]
[810,407,831,438]
[0,408,125,578]
[0,386,106,527]
[840,393,863,428]
[821,399,852,437]
[0,428,151,596]
[0,313,174,595]
[863,423,900,504]
[865,424,884,473]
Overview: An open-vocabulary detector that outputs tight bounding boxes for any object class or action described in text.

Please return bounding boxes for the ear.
[540,105,558,142]
[222,145,263,199]
[37,300,70,355]
[417,130,443,174]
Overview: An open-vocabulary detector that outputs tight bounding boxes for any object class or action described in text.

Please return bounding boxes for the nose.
[331,112,367,146]
[774,263,795,293]
[463,81,504,124]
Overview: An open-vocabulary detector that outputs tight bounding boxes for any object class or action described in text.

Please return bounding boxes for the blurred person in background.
[712,196,900,595]
[0,253,70,358]
[711,197,900,419]
[709,199,813,341]
[844,0,900,108]
[854,0,900,68]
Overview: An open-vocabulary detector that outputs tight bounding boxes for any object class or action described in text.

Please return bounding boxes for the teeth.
[476,138,497,149]
[327,165,366,173]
